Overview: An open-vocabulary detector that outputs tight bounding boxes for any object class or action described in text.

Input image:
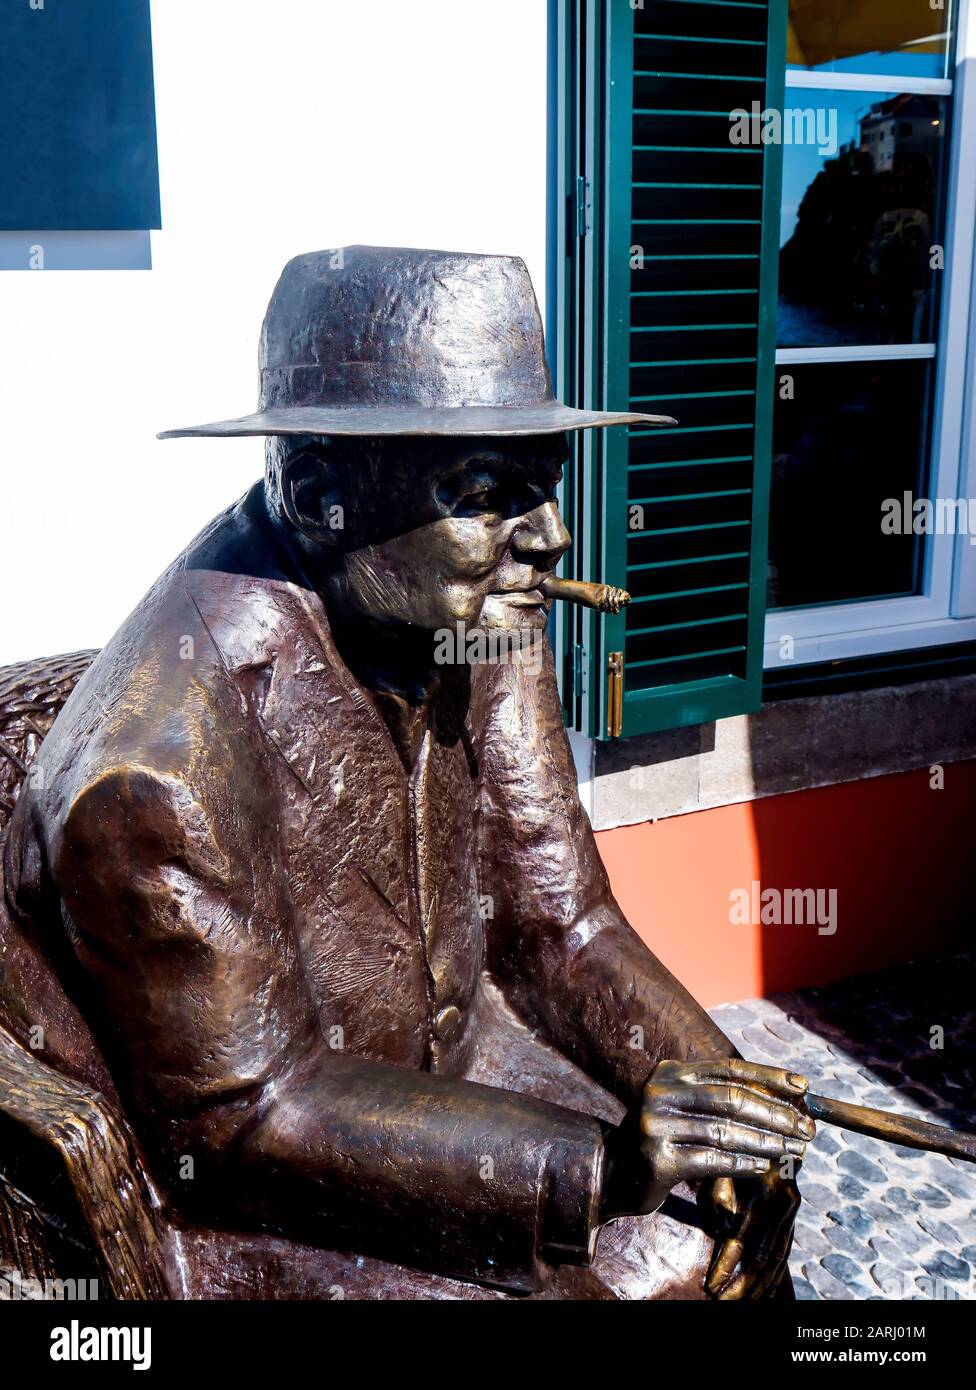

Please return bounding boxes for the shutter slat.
[629,613,750,637]
[630,646,747,669]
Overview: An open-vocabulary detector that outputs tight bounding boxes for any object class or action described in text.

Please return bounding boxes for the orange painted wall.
[595,761,975,1008]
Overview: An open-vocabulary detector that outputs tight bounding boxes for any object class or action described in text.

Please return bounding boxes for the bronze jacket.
[1,484,730,1293]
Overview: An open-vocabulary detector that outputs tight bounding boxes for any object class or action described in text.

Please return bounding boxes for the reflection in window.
[768,362,933,609]
[788,0,954,81]
[778,92,949,347]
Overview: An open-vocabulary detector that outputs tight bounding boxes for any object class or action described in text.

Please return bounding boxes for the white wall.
[0,0,548,665]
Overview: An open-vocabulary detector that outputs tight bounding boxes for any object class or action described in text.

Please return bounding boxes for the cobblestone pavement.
[709,954,976,1301]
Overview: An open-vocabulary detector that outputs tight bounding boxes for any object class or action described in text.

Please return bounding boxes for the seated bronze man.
[0,247,812,1299]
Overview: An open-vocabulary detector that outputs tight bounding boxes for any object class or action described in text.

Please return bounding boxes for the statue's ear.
[280,447,347,546]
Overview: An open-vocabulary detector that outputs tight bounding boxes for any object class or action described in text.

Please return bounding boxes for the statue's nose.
[511,500,572,571]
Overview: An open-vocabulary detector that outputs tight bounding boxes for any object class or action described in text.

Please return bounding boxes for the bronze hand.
[600,1057,813,1219]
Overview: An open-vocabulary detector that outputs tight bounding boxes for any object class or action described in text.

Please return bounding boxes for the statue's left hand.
[699,1167,800,1299]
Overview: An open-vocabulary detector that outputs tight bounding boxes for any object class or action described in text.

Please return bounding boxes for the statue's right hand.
[601,1057,814,1219]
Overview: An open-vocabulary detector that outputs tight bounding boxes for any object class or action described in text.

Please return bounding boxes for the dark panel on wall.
[0,0,161,230]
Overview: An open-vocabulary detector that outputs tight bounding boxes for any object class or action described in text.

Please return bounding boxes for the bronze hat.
[158,245,673,439]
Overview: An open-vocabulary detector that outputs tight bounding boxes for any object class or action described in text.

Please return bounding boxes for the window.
[769,359,932,607]
[765,0,976,666]
[777,92,950,349]
[551,0,976,736]
[786,0,954,80]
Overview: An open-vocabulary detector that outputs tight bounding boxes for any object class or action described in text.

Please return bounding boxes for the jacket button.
[433,1005,461,1041]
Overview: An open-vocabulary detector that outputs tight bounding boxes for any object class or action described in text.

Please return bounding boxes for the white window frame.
[765,0,976,668]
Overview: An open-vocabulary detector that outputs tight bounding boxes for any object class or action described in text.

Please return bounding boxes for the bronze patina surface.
[0,248,814,1299]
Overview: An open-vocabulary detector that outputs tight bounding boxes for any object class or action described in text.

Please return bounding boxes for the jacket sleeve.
[476,641,736,1108]
[49,761,606,1293]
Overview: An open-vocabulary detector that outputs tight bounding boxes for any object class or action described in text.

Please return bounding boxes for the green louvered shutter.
[548,0,787,738]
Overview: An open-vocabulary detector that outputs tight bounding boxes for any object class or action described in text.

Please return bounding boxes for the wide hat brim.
[158,403,674,440]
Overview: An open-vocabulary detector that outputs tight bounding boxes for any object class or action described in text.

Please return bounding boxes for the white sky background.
[0,0,548,664]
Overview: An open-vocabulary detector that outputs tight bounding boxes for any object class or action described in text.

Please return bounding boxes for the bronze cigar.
[805,1091,976,1164]
[540,576,632,613]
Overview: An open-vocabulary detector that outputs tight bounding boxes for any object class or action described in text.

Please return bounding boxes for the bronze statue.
[0,247,815,1300]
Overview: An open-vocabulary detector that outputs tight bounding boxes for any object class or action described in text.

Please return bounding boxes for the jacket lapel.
[183,569,408,892]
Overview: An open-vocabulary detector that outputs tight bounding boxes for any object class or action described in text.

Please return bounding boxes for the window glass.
[768,361,934,609]
[778,92,950,347]
[788,0,954,81]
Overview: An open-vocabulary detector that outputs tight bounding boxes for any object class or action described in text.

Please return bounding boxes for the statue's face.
[338,436,571,632]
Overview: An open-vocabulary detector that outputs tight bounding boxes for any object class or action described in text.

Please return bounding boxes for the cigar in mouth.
[539,577,631,614]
